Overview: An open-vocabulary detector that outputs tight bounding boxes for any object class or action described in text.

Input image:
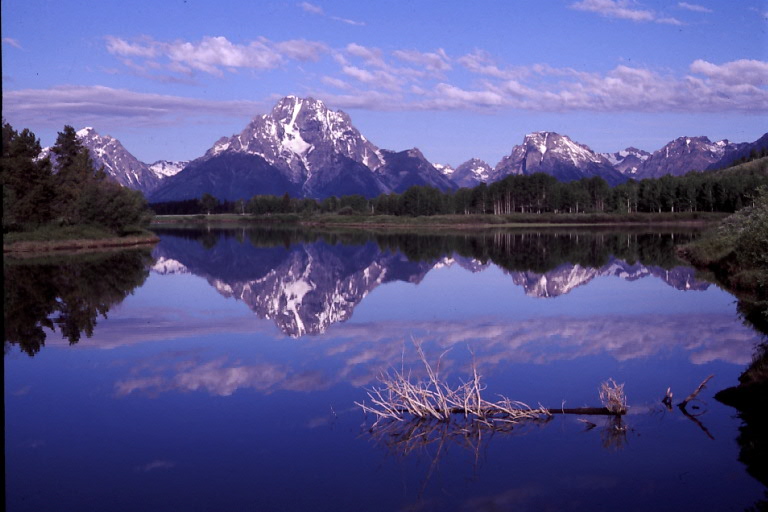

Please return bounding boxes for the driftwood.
[661,375,716,440]
[357,341,627,432]
[678,375,714,409]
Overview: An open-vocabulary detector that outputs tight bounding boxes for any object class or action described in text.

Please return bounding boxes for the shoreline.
[3,234,160,256]
[150,212,725,229]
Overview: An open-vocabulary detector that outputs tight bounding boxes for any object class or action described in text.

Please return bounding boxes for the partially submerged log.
[549,406,624,416]
[678,375,714,409]
[357,341,627,430]
[661,375,716,440]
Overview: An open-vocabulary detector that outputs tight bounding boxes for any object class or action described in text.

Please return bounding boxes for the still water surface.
[5,227,766,511]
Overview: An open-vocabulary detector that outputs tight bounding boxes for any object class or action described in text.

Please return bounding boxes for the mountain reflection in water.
[5,226,768,512]
[151,227,709,337]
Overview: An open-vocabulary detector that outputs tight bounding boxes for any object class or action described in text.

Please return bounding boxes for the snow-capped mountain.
[451,158,492,187]
[41,128,187,195]
[151,230,711,336]
[151,233,432,337]
[506,258,708,298]
[76,127,162,194]
[206,96,385,185]
[148,160,188,179]
[601,147,651,176]
[433,163,455,179]
[634,136,746,179]
[150,96,458,201]
[492,132,626,185]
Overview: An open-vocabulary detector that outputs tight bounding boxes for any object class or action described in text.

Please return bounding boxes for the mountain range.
[151,232,709,337]
[48,96,767,201]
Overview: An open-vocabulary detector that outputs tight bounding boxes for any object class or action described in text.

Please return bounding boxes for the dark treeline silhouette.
[4,249,154,356]
[153,225,700,274]
[150,158,767,218]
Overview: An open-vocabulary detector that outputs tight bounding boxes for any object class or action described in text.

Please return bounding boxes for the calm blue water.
[5,228,766,511]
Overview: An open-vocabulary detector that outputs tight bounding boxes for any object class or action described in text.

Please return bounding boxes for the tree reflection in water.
[4,249,154,356]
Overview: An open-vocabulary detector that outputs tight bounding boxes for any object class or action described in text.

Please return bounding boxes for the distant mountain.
[451,158,492,188]
[376,148,457,193]
[601,147,651,177]
[506,258,709,298]
[148,160,189,178]
[492,132,626,186]
[152,233,432,337]
[706,133,768,170]
[151,96,391,201]
[433,163,455,179]
[634,136,746,179]
[150,96,460,201]
[40,127,186,195]
[152,232,711,336]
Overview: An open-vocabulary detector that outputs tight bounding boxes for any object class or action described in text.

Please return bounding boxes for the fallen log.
[679,375,714,409]
[549,406,624,416]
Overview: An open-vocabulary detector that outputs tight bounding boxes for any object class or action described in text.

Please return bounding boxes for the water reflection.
[5,226,767,511]
[151,227,710,337]
[3,249,153,356]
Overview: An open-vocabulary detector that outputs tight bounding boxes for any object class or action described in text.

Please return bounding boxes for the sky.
[2,0,767,167]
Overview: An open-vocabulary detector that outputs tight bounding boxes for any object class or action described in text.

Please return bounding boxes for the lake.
[5,226,767,511]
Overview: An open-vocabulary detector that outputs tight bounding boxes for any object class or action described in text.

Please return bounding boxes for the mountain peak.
[493,131,625,185]
[76,127,97,138]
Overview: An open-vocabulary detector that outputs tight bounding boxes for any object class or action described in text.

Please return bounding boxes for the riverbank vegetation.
[2,122,154,251]
[677,185,767,302]
[150,156,767,219]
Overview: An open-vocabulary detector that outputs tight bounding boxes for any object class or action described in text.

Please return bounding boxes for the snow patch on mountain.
[149,160,188,178]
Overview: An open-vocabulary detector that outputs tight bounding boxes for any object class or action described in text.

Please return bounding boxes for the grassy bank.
[3,225,159,255]
[152,211,727,228]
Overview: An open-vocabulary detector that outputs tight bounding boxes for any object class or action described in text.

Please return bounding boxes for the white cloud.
[425,59,768,113]
[299,1,323,15]
[2,37,23,49]
[392,48,451,73]
[570,0,655,21]
[457,50,529,80]
[689,59,768,86]
[105,35,331,77]
[345,42,386,68]
[570,0,683,25]
[274,39,329,61]
[2,85,262,127]
[678,2,713,13]
[299,1,365,26]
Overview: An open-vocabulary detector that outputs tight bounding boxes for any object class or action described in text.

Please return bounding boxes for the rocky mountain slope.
[50,99,766,199]
[152,231,710,336]
[601,147,651,177]
[41,127,186,195]
[491,132,627,186]
[150,96,455,201]
[634,136,744,179]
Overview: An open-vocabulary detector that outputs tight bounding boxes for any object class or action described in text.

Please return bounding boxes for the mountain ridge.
[45,96,766,199]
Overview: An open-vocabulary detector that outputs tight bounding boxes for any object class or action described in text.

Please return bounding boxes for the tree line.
[2,121,152,235]
[151,157,767,217]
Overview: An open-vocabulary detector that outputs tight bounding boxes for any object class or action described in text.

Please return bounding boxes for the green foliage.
[731,186,768,269]
[199,193,218,215]
[2,122,153,239]
[150,157,767,221]
[1,121,56,231]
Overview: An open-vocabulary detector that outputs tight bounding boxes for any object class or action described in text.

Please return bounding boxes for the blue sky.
[2,0,767,167]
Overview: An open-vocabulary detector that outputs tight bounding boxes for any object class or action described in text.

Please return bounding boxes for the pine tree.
[50,125,103,224]
[1,121,55,230]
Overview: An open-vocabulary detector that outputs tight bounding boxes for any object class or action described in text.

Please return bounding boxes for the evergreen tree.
[50,125,104,224]
[1,121,55,230]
